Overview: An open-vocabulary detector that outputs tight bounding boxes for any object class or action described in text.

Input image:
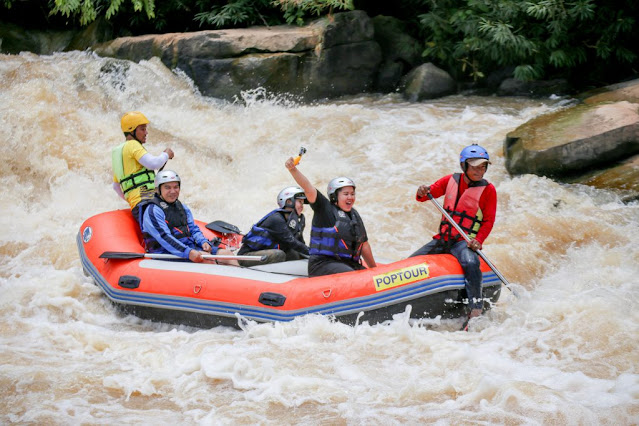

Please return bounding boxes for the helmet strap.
[132,127,143,143]
[124,130,142,143]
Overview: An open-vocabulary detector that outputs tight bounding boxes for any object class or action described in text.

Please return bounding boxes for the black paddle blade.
[206,220,242,235]
[99,251,145,259]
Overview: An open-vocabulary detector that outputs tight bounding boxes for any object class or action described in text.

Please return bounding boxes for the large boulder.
[503,78,639,201]
[400,63,457,101]
[92,11,382,102]
[504,101,639,176]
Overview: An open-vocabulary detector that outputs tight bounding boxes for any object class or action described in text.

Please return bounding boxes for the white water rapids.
[1,51,638,424]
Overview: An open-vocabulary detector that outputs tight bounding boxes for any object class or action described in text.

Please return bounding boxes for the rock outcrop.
[504,79,639,201]
[92,11,382,102]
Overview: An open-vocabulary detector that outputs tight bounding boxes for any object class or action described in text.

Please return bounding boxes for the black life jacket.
[287,210,306,242]
[142,194,191,251]
[242,209,289,251]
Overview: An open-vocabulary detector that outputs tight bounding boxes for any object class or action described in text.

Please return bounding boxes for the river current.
[1,51,638,424]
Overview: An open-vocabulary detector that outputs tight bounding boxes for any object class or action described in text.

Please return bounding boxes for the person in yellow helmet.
[112,111,175,227]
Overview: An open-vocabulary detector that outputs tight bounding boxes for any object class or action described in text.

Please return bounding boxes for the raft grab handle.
[259,292,286,307]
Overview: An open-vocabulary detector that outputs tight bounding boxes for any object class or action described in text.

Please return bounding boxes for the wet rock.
[504,101,639,177]
[580,78,639,105]
[0,20,74,54]
[92,11,381,102]
[504,78,639,201]
[400,63,457,101]
[498,77,571,97]
[566,155,639,203]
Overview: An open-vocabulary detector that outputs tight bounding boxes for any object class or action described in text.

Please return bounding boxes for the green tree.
[418,0,638,84]
[50,0,157,26]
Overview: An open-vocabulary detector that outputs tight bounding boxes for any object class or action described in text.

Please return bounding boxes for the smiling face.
[159,181,180,203]
[463,161,488,182]
[336,186,356,212]
[294,198,304,215]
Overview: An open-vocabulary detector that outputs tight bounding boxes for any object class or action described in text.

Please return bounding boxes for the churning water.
[1,51,637,424]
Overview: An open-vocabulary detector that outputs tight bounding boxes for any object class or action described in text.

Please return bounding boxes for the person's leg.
[238,249,286,267]
[449,240,483,316]
[284,249,302,261]
[409,239,443,257]
[214,248,240,266]
[308,257,359,277]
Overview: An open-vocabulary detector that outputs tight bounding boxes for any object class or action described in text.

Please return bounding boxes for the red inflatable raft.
[77,210,501,328]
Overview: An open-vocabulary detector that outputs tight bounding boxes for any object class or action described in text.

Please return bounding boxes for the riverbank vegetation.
[2,0,637,88]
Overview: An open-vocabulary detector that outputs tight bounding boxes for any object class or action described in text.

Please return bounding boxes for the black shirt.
[309,191,368,243]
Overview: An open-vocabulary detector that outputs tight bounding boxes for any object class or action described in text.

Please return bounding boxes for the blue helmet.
[460,144,490,165]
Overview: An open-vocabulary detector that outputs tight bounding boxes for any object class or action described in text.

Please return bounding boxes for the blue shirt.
[142,201,212,259]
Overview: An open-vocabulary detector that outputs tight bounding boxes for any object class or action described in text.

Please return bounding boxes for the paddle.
[426,193,514,293]
[206,220,243,235]
[293,146,306,165]
[99,251,266,262]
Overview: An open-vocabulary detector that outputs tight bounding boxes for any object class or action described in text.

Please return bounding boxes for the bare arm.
[360,242,377,269]
[112,181,126,200]
[285,157,317,204]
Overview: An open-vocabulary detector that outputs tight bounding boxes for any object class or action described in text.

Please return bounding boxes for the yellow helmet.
[120,111,149,133]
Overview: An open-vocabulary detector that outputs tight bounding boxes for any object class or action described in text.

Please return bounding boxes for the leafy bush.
[417,0,638,84]
[18,0,354,31]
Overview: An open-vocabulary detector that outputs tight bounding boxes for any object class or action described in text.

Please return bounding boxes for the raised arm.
[285,157,317,204]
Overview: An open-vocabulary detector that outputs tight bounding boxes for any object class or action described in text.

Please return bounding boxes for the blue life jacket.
[142,194,191,252]
[242,209,288,251]
[310,205,365,261]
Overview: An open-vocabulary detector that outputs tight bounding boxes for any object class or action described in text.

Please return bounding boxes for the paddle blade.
[206,220,242,235]
[99,251,146,259]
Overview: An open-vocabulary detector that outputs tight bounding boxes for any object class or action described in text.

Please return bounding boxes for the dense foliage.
[1,0,637,87]
[414,0,638,84]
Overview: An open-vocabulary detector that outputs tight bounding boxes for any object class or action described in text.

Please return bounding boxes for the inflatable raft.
[77,210,501,328]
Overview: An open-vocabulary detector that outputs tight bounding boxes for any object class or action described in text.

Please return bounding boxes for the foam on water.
[1,51,638,424]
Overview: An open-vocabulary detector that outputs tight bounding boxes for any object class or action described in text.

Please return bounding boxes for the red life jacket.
[439,173,487,242]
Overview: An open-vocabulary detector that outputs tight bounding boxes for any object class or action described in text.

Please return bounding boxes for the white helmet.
[277,186,307,209]
[327,177,356,202]
[154,170,181,190]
